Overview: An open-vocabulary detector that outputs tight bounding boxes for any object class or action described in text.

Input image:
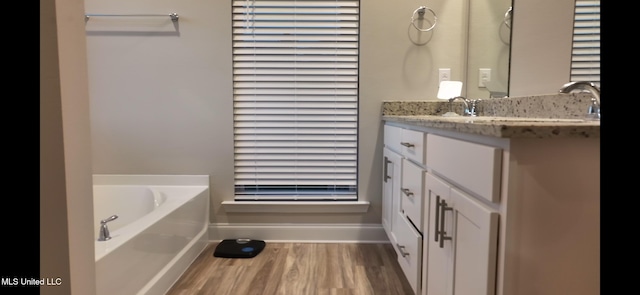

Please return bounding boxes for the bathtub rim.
[92,174,209,261]
[93,174,209,186]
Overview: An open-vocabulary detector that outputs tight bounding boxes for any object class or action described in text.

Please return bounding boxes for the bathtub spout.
[98,215,118,241]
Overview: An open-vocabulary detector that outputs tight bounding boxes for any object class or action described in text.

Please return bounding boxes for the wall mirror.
[464,0,513,99]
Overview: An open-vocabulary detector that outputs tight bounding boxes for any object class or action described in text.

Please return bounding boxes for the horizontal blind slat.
[234,88,357,95]
[234,135,357,142]
[234,95,357,101]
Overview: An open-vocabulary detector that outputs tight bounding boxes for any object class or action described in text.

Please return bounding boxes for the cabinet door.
[424,173,454,295]
[383,147,403,244]
[450,186,499,295]
[423,173,499,295]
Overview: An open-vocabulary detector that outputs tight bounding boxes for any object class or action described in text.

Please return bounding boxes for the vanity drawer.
[426,134,502,203]
[401,159,425,233]
[384,124,403,154]
[394,212,423,295]
[384,124,427,165]
[401,128,426,165]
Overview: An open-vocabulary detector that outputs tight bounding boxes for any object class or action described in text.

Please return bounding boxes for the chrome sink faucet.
[448,96,481,116]
[558,81,600,120]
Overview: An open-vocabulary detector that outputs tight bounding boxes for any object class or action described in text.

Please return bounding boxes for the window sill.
[221,201,370,213]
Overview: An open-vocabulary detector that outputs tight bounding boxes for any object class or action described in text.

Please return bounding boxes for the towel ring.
[411,6,437,32]
[504,7,513,29]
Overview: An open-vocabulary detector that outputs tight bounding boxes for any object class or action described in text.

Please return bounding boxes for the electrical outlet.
[439,68,451,83]
[479,68,491,88]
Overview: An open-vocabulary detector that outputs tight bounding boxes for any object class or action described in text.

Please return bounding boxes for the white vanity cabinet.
[384,123,502,295]
[383,119,600,295]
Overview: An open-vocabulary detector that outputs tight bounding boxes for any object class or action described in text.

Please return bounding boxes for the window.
[232,0,360,201]
[570,0,600,86]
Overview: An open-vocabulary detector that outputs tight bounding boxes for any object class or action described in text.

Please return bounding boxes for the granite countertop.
[381,93,600,139]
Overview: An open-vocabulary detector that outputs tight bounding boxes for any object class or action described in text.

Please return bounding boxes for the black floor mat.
[213,238,266,258]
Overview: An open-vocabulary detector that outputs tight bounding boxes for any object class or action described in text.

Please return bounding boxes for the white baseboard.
[208,223,390,243]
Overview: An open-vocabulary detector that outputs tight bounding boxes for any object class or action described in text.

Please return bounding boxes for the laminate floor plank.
[165,242,414,295]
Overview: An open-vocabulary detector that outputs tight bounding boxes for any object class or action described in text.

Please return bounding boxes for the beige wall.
[84,0,466,225]
[40,0,95,294]
[83,0,575,223]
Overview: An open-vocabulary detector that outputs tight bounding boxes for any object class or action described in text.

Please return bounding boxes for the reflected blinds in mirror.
[232,0,360,201]
[570,0,600,86]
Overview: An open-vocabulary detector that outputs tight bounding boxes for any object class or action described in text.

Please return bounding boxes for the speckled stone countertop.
[382,93,600,139]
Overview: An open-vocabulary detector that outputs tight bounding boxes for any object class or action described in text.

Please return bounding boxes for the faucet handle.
[586,98,600,120]
[101,214,119,224]
[468,99,482,117]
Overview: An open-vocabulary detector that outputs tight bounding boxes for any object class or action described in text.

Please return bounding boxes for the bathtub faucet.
[97,214,118,241]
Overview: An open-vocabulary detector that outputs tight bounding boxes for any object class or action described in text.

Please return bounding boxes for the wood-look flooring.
[165,242,414,295]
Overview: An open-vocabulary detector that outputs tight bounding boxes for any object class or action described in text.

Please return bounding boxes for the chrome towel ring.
[411,6,437,32]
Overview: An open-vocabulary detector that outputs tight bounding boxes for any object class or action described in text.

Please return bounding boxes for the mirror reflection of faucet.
[448,96,469,116]
[559,81,600,120]
[446,96,482,117]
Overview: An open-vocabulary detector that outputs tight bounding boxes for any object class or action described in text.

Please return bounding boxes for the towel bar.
[85,13,179,22]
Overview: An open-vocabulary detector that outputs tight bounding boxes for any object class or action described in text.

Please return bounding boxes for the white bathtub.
[93,174,210,295]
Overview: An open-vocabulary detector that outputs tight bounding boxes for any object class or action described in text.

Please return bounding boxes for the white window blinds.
[570,0,600,86]
[232,0,360,201]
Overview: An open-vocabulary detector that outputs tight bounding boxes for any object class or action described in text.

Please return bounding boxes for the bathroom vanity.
[381,95,600,295]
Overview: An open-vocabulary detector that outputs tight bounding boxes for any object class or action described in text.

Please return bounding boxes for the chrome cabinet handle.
[435,195,440,242]
[384,157,392,182]
[397,244,410,257]
[400,142,415,148]
[401,188,414,197]
[438,198,453,248]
